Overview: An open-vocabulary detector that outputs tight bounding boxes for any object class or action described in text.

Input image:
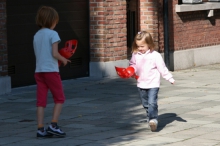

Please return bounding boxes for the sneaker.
[47,124,66,137]
[37,127,53,138]
[149,119,158,132]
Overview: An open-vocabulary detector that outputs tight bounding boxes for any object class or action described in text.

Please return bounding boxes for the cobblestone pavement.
[1,64,220,146]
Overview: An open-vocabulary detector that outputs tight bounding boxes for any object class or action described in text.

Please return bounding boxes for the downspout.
[163,0,170,70]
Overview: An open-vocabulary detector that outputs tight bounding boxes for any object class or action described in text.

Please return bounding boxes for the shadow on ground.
[0,78,187,146]
[157,113,187,132]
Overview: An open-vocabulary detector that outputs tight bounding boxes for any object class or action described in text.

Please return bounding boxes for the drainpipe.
[163,0,170,70]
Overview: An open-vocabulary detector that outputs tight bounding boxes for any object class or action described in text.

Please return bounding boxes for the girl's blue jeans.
[138,87,159,122]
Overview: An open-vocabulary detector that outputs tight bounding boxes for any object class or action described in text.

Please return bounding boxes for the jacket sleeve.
[129,53,137,72]
[155,53,175,83]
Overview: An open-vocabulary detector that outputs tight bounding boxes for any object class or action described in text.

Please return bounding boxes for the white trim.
[176,2,220,12]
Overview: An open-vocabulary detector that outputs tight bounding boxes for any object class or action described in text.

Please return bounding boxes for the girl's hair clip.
[138,31,142,35]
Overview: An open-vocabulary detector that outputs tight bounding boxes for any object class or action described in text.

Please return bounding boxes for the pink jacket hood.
[129,50,174,89]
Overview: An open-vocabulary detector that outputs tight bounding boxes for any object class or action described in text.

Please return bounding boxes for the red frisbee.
[58,39,78,66]
[115,66,139,79]
[126,66,135,77]
[115,66,129,78]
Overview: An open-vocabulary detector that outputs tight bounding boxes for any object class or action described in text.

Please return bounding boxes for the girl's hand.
[130,74,135,78]
[171,81,175,85]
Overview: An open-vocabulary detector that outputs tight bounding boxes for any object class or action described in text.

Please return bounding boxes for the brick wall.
[89,0,127,62]
[139,0,159,50]
[0,0,7,76]
[158,0,220,52]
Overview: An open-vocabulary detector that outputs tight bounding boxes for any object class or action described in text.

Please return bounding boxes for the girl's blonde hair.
[36,6,59,28]
[131,31,155,53]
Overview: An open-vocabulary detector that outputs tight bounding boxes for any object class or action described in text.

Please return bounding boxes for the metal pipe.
[163,0,170,70]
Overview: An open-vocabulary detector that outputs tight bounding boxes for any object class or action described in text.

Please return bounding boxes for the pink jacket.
[129,50,175,89]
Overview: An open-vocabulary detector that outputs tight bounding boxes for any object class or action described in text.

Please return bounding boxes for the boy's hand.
[62,58,71,66]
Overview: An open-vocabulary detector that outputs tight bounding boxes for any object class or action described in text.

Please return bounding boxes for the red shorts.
[34,72,65,107]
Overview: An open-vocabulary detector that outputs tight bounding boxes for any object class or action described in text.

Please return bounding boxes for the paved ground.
[1,64,220,146]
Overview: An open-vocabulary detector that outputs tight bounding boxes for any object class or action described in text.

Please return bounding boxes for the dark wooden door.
[7,0,90,87]
[126,0,138,59]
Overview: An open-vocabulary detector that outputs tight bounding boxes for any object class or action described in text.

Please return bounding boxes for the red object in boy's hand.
[58,39,78,66]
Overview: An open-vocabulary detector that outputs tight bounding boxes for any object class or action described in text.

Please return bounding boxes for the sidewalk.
[1,64,220,146]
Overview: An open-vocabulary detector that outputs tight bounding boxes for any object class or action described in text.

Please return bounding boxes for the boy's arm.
[52,42,71,66]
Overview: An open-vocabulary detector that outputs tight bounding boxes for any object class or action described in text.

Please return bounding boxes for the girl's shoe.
[37,127,53,138]
[149,119,158,132]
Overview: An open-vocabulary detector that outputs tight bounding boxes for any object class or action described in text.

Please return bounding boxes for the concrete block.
[194,46,220,66]
[173,49,195,70]
[0,76,11,95]
[90,60,129,78]
[172,45,220,71]
[89,62,105,78]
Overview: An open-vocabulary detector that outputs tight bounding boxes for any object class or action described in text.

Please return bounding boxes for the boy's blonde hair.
[131,31,155,53]
[36,6,59,28]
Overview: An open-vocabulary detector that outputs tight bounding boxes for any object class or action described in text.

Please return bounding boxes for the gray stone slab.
[0,137,30,145]
[1,64,220,145]
[49,138,94,146]
[165,138,219,146]
[76,130,138,141]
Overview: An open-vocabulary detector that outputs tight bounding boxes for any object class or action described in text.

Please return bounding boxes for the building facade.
[0,0,220,94]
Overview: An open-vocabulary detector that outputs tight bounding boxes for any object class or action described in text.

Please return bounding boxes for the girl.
[34,6,70,138]
[129,31,175,132]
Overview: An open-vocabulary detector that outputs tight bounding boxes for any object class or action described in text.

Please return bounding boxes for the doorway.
[7,0,90,87]
[126,0,138,59]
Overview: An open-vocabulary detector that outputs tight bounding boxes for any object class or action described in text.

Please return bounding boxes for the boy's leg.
[52,103,63,122]
[37,107,44,127]
[44,72,66,137]
[35,73,52,137]
[45,73,65,121]
[36,107,53,138]
[46,103,66,137]
[35,73,49,126]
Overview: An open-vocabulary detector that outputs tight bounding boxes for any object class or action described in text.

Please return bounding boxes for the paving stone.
[1,64,220,145]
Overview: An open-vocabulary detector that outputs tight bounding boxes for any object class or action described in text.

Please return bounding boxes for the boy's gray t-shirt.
[33,28,60,73]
